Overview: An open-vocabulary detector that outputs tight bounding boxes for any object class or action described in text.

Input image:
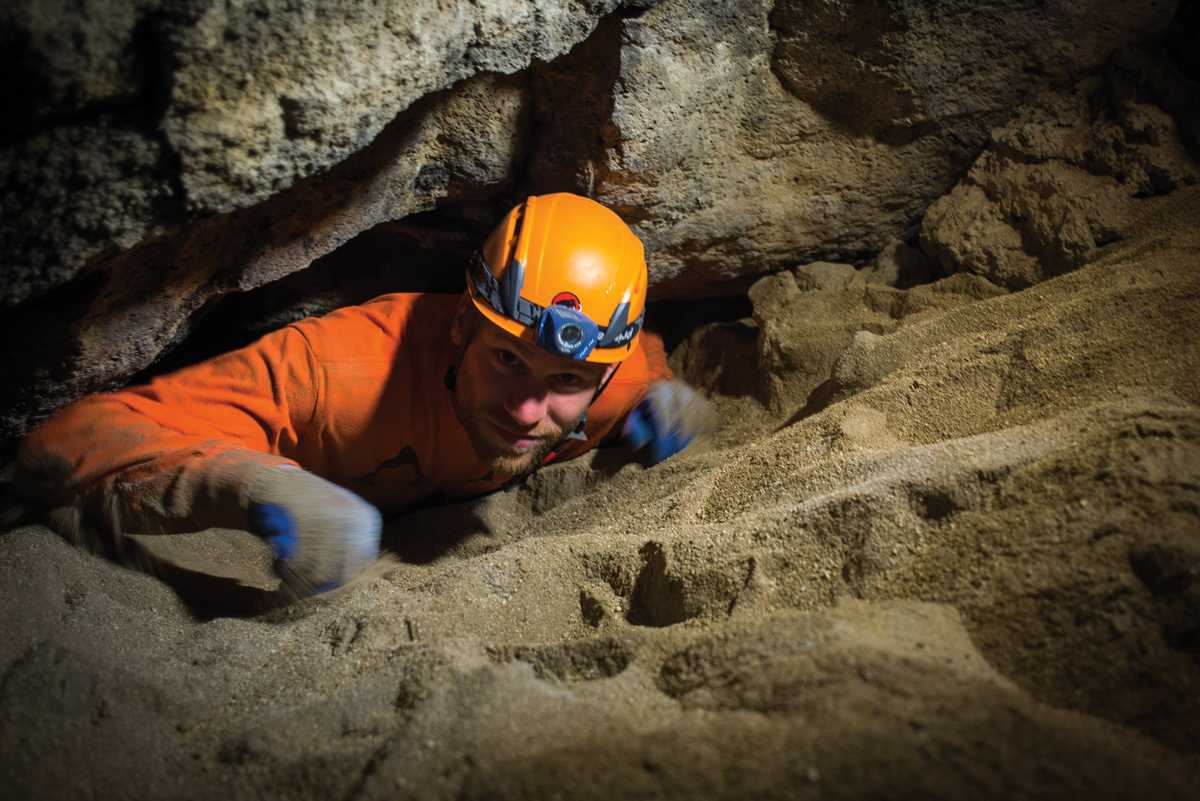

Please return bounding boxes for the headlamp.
[537,304,600,361]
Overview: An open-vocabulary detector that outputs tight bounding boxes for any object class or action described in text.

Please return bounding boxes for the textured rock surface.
[1,0,1182,303]
[0,0,623,308]
[163,0,621,215]
[921,52,1200,288]
[0,123,177,306]
[580,0,1178,295]
[2,184,1199,801]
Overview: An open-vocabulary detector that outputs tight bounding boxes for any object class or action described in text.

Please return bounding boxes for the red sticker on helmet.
[551,291,582,312]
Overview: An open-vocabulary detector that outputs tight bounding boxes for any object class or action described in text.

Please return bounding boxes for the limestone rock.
[0,0,150,135]
[862,239,935,288]
[671,319,759,398]
[920,57,1200,288]
[750,268,880,412]
[0,0,624,308]
[163,0,620,216]
[0,123,177,308]
[579,0,1178,297]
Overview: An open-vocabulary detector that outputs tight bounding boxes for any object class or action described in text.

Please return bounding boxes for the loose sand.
[2,188,1199,800]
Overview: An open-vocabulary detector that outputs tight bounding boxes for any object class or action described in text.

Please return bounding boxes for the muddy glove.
[245,464,381,598]
[622,380,717,466]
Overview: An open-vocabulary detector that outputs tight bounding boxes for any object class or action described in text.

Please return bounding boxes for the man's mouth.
[487,418,549,450]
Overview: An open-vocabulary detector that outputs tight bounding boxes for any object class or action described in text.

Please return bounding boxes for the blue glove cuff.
[624,405,655,450]
[649,427,688,465]
[248,502,298,562]
[623,399,692,466]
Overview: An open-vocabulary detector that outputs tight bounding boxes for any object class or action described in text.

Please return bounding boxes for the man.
[14,193,714,598]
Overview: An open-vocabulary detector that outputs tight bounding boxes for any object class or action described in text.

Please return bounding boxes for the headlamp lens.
[558,324,583,349]
[537,305,599,361]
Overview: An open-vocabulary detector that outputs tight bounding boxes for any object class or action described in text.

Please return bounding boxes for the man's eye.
[495,349,521,368]
[553,373,585,390]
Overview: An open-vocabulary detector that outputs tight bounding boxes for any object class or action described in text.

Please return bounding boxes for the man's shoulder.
[342,292,460,333]
[290,293,460,357]
[609,330,672,386]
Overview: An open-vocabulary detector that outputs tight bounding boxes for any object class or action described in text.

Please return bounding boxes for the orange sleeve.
[15,324,324,537]
[637,330,674,384]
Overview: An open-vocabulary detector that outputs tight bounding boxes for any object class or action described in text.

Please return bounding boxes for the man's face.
[452,310,612,476]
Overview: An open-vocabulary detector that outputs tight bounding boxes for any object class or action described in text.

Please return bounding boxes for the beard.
[454,398,576,478]
[487,437,556,476]
[473,415,566,476]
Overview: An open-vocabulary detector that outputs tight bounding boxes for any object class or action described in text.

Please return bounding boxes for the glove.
[622,380,717,466]
[245,464,381,598]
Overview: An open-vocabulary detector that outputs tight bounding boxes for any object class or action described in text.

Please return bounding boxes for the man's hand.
[245,465,381,598]
[622,380,718,466]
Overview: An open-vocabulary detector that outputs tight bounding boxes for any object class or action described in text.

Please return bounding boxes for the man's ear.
[451,292,472,347]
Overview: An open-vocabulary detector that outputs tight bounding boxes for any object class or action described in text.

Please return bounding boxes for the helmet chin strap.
[555,360,623,447]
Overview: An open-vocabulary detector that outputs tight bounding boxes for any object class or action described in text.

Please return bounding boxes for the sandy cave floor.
[2,189,1200,800]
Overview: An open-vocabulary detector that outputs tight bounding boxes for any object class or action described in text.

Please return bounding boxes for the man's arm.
[14,322,381,596]
[16,325,318,533]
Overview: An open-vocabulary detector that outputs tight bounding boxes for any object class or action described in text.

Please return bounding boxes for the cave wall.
[2,0,629,307]
[0,0,1194,443]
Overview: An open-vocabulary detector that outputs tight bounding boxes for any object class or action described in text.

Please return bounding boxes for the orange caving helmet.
[467,193,648,364]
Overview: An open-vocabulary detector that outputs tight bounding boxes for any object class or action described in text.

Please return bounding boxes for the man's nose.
[505,384,550,426]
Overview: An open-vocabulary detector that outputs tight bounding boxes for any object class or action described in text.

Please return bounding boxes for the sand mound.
[3,189,1199,799]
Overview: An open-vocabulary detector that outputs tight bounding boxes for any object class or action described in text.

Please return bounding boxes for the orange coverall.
[16,292,672,539]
